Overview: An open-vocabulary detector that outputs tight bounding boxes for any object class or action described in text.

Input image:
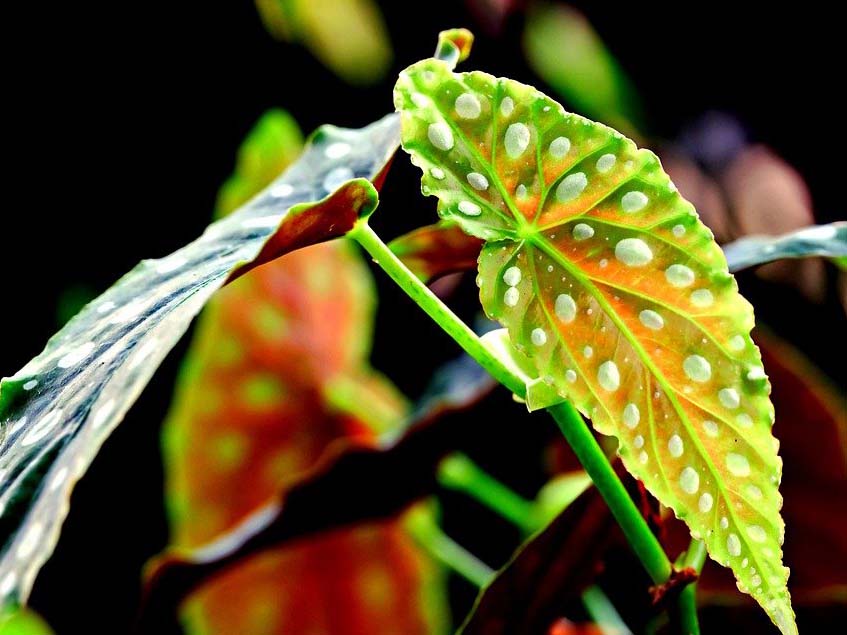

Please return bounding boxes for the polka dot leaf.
[395,57,795,634]
[0,114,401,607]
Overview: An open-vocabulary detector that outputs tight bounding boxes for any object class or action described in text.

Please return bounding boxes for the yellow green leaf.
[394,54,795,634]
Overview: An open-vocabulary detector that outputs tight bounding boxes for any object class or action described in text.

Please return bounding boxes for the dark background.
[3,2,845,633]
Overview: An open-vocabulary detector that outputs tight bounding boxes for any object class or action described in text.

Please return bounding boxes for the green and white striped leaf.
[394,57,795,634]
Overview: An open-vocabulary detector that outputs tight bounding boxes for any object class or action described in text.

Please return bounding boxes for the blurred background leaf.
[162,111,446,634]
[0,608,53,635]
[255,0,393,85]
[523,2,644,135]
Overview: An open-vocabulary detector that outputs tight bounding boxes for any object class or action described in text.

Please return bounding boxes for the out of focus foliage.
[523,3,643,134]
[255,0,393,85]
[162,109,445,634]
[0,608,53,635]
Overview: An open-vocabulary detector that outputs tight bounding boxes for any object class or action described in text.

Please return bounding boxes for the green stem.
[352,219,678,608]
[547,403,671,584]
[582,585,633,635]
[351,222,525,397]
[676,539,707,635]
[407,506,495,588]
[438,453,539,533]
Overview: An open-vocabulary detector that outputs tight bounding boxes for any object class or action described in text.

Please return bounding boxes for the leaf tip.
[435,28,474,68]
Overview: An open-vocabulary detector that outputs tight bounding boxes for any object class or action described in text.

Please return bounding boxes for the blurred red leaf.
[459,475,618,635]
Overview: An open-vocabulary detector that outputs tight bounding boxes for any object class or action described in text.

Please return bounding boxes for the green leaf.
[0,114,400,607]
[0,607,53,635]
[723,222,847,272]
[395,57,795,634]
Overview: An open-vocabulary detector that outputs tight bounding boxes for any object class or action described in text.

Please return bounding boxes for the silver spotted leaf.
[0,114,400,606]
[394,57,796,634]
[724,221,847,272]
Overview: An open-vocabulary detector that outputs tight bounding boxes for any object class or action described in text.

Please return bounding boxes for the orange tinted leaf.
[395,55,794,633]
[141,350,496,633]
[460,478,615,635]
[163,113,438,633]
[390,221,483,281]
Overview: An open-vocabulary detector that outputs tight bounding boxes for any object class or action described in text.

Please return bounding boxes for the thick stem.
[547,403,671,584]
[676,539,707,635]
[352,221,673,585]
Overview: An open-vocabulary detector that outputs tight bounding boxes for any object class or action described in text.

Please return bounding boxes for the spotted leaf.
[0,114,400,607]
[723,221,847,272]
[395,56,795,633]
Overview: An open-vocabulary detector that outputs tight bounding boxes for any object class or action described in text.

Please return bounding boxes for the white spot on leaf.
[719,387,741,409]
[458,201,482,216]
[549,136,571,159]
[597,361,620,391]
[57,342,95,369]
[623,403,640,429]
[615,238,653,267]
[427,122,454,151]
[572,223,594,241]
[596,153,616,173]
[691,289,714,307]
[21,409,63,447]
[639,309,664,330]
[665,264,696,287]
[555,294,577,323]
[668,435,684,458]
[727,533,742,557]
[680,467,700,494]
[504,123,530,158]
[621,191,648,212]
[504,287,519,307]
[455,93,481,119]
[556,173,588,202]
[683,355,712,382]
[727,453,751,477]
[324,142,351,159]
[503,266,522,286]
[467,172,489,190]
[531,328,547,346]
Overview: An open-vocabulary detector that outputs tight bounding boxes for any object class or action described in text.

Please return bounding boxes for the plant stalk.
[352,221,694,626]
[676,539,707,635]
[407,506,495,588]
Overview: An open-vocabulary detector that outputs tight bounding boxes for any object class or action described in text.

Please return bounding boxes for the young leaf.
[395,57,795,633]
[723,222,847,272]
[0,114,400,607]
